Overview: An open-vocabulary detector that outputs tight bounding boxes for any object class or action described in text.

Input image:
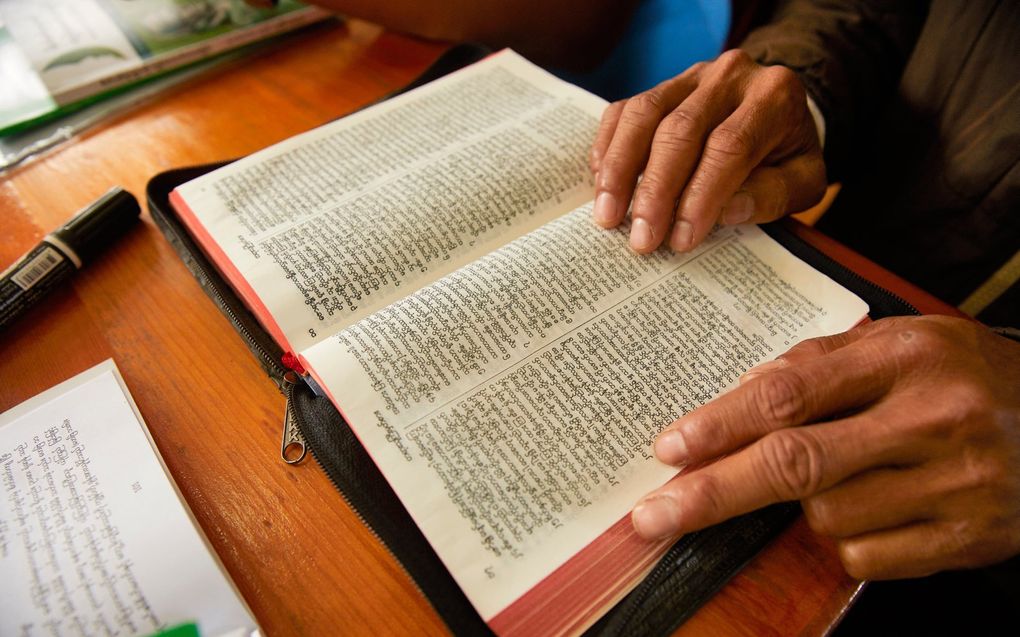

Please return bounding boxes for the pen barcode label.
[12,246,64,291]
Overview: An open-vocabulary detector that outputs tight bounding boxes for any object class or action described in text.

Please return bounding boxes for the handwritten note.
[0,361,256,637]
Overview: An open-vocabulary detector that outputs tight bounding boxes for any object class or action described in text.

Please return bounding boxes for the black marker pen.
[0,187,140,332]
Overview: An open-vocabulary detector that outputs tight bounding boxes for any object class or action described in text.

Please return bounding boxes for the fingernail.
[630,217,655,251]
[655,429,688,464]
[670,220,694,252]
[721,192,755,225]
[593,191,618,226]
[632,495,681,539]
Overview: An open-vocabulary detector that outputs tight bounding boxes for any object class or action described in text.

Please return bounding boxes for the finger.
[627,90,740,253]
[592,73,700,232]
[634,414,910,539]
[836,520,995,580]
[803,441,1004,540]
[669,105,773,250]
[740,328,867,383]
[803,465,935,538]
[590,100,625,175]
[718,152,826,226]
[655,333,896,465]
[671,65,807,251]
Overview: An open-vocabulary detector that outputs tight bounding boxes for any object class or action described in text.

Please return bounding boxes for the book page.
[0,0,322,106]
[172,50,606,353]
[302,211,869,622]
[0,361,256,637]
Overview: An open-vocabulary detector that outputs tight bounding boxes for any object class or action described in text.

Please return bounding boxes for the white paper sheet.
[0,360,256,637]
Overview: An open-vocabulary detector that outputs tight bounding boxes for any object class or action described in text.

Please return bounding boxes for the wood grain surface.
[0,18,959,636]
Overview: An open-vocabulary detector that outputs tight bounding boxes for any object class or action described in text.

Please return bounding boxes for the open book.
[0,360,257,636]
[0,0,328,134]
[170,50,868,636]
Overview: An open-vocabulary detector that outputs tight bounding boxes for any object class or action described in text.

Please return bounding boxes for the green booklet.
[0,0,328,135]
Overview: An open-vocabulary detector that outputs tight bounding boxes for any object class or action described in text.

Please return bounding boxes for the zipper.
[281,376,434,605]
[824,258,921,316]
[154,202,311,466]
[188,256,306,465]
[201,271,308,466]
[766,223,921,318]
[154,197,412,549]
[157,206,432,599]
[606,503,799,636]
[198,268,432,601]
[281,372,308,464]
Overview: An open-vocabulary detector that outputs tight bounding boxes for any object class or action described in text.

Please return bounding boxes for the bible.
[168,50,868,636]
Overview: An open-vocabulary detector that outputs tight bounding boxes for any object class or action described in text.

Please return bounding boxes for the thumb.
[718,151,827,225]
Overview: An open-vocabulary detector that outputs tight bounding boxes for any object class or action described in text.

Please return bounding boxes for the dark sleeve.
[739,0,928,180]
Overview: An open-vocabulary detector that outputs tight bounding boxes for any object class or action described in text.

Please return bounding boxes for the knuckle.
[886,322,949,367]
[919,388,974,438]
[942,518,998,569]
[594,157,625,191]
[786,334,836,359]
[752,371,809,427]
[860,325,945,386]
[716,48,752,71]
[756,429,826,500]
[705,125,756,164]
[687,61,709,77]
[624,90,668,120]
[631,181,674,212]
[760,65,804,99]
[685,472,726,522]
[656,108,706,147]
[956,444,1010,497]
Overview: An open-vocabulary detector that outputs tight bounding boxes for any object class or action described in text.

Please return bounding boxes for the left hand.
[631,315,1020,580]
[588,50,825,254]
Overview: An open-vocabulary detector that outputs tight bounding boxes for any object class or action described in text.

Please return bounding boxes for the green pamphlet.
[0,0,328,135]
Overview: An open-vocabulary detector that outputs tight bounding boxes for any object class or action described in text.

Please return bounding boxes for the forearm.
[304,0,640,69]
[740,0,928,179]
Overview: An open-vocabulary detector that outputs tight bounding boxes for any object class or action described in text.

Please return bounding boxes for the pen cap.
[51,188,141,265]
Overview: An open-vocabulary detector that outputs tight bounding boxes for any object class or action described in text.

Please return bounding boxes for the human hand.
[589,50,825,254]
[631,315,1020,580]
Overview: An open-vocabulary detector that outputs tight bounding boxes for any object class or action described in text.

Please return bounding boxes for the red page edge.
[169,188,296,358]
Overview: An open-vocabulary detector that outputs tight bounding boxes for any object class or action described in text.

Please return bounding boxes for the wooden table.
[0,18,958,636]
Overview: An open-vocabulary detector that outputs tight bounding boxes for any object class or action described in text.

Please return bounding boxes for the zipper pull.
[281,371,307,465]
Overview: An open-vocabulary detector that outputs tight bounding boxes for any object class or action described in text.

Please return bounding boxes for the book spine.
[50,9,331,107]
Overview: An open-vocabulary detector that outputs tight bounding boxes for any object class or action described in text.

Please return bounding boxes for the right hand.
[589,49,826,254]
[632,316,1020,580]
